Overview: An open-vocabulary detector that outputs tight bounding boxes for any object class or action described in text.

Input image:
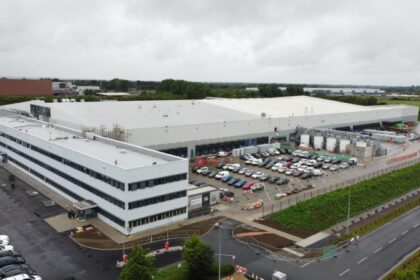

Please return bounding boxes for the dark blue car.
[234,179,247,188]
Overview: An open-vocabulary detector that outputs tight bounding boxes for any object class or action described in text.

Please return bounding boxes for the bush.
[211,264,235,277]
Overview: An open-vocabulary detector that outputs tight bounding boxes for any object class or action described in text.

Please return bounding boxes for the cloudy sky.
[0,0,419,85]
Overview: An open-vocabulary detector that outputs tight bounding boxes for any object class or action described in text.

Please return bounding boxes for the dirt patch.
[233,225,294,250]
[72,216,225,250]
[255,217,316,238]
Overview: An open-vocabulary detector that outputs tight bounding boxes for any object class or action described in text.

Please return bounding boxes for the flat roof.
[0,117,173,169]
[188,186,217,196]
[1,96,415,130]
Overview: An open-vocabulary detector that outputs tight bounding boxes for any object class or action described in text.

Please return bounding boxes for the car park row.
[192,148,358,199]
[0,235,41,280]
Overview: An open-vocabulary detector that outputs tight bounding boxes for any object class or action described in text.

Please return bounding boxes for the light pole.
[215,222,222,280]
[346,185,352,235]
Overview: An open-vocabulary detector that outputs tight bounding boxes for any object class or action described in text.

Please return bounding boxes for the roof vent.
[119,149,127,154]
[260,112,267,118]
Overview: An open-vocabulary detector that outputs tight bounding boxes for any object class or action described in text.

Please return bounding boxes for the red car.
[283,162,292,168]
[242,181,255,190]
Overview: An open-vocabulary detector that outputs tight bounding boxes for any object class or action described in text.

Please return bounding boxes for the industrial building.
[0,116,188,235]
[2,96,418,158]
[0,79,52,96]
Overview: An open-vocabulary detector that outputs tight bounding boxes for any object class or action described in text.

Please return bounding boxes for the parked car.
[268,176,281,184]
[222,175,233,183]
[258,159,270,168]
[301,172,312,179]
[234,179,247,188]
[0,245,13,252]
[242,181,255,190]
[259,174,271,181]
[348,157,358,165]
[207,171,218,178]
[217,151,228,157]
[339,162,350,169]
[269,148,280,155]
[228,163,240,170]
[244,170,255,177]
[331,159,341,165]
[251,183,265,192]
[285,169,294,176]
[275,178,289,185]
[215,171,229,179]
[0,265,37,279]
[265,161,276,169]
[216,162,226,169]
[0,236,9,246]
[291,157,300,163]
[329,165,339,171]
[222,164,232,170]
[277,167,287,173]
[223,191,235,198]
[227,178,240,185]
[0,256,25,269]
[314,162,323,168]
[312,169,324,176]
[196,167,209,174]
[322,164,331,170]
[2,274,41,280]
[238,168,248,175]
[0,252,20,259]
[293,170,304,177]
[251,172,264,179]
[251,158,263,165]
[275,193,287,200]
[201,168,212,176]
[192,166,201,173]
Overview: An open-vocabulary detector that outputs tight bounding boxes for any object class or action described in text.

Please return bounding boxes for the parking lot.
[189,141,420,218]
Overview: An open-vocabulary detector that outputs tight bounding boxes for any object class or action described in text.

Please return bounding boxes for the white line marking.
[339,269,350,277]
[374,247,382,254]
[401,230,409,236]
[300,261,312,268]
[413,223,419,228]
[357,257,367,264]
[388,237,397,244]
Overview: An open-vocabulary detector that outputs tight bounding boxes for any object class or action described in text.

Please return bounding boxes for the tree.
[119,243,154,280]
[183,235,214,280]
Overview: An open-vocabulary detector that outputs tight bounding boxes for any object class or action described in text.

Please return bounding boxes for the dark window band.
[128,173,187,191]
[128,190,187,210]
[128,207,187,228]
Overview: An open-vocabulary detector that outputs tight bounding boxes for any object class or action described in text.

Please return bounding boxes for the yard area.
[259,163,420,238]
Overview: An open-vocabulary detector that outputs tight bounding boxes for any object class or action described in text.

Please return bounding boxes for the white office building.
[0,116,188,235]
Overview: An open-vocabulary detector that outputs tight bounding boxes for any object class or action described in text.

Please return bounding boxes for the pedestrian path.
[45,213,88,233]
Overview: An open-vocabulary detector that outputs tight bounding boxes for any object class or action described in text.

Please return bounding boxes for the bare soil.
[72,216,225,249]
[255,217,316,238]
[233,225,294,250]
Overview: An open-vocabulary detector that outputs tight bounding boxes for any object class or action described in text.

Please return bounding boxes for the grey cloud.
[0,0,419,85]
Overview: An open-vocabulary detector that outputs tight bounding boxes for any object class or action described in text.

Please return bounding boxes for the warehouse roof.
[1,96,414,130]
[0,117,178,169]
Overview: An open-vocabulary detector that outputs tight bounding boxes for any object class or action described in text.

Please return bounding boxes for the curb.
[379,247,420,280]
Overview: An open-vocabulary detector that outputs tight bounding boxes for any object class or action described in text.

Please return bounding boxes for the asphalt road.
[203,208,420,280]
[0,167,185,280]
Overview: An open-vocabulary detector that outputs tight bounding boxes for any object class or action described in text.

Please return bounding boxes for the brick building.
[0,79,52,96]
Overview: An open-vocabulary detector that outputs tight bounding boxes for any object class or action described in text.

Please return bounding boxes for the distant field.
[377,96,420,119]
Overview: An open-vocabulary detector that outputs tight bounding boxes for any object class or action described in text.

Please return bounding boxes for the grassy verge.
[338,198,420,242]
[383,249,420,280]
[270,163,420,235]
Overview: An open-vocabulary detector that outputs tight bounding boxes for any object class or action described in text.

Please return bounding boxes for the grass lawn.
[269,163,420,235]
[384,249,420,280]
[377,96,420,120]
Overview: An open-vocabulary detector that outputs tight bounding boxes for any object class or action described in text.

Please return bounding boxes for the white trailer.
[313,135,324,150]
[326,137,337,153]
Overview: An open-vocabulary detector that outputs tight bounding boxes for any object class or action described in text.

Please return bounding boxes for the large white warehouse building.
[0,116,188,235]
[3,96,418,157]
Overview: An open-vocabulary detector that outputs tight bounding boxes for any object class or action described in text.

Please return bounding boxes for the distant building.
[76,86,100,95]
[277,86,385,96]
[0,79,52,96]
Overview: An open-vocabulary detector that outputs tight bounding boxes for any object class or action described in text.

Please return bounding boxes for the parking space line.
[413,223,419,228]
[374,247,382,254]
[339,269,350,277]
[401,230,409,235]
[357,257,367,264]
[300,261,313,268]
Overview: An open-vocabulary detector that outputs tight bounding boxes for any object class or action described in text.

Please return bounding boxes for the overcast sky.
[1,0,419,86]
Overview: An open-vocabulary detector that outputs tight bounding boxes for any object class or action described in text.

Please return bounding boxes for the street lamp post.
[346,185,352,235]
[215,222,222,280]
